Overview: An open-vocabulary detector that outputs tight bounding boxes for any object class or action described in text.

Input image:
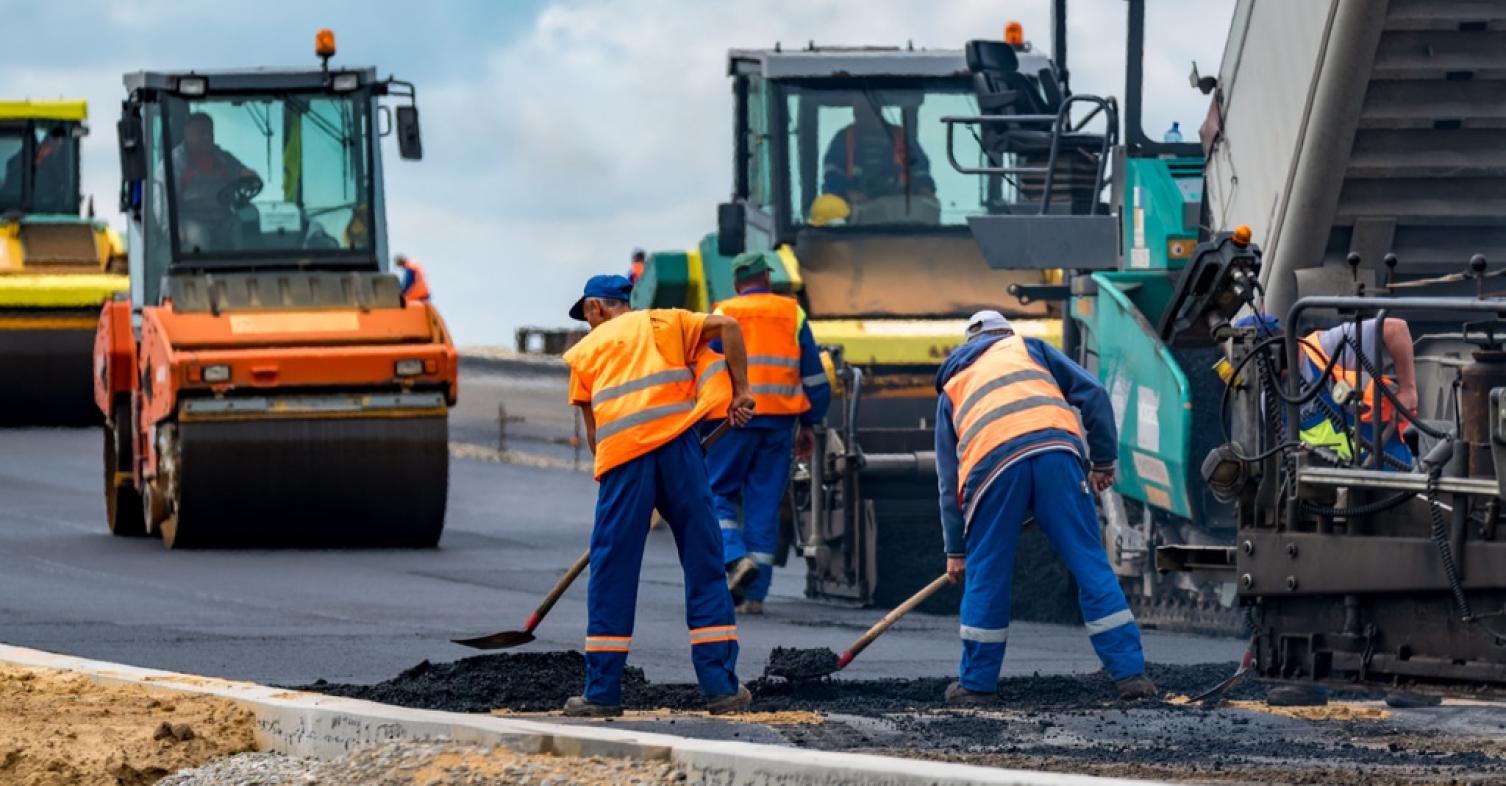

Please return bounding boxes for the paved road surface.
[0,368,1240,689]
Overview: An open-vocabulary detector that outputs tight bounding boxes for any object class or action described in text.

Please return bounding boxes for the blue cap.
[1234,312,1281,335]
[569,274,633,321]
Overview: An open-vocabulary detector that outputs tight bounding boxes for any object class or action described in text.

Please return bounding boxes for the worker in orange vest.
[560,274,756,717]
[935,310,1154,705]
[706,251,831,614]
[394,254,430,301]
[628,248,647,285]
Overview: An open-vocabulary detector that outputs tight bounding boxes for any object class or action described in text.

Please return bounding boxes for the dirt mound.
[0,663,256,786]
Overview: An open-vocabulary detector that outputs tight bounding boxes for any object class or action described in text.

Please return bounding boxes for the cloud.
[0,1,1235,346]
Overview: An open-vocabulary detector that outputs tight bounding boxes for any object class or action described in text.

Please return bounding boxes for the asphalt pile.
[300,651,1259,715]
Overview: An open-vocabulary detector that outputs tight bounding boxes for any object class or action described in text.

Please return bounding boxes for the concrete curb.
[0,644,1171,786]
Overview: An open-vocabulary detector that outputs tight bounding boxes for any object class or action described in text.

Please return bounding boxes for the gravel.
[161,739,687,785]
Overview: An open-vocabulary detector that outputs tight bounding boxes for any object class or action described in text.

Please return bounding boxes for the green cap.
[731,250,773,281]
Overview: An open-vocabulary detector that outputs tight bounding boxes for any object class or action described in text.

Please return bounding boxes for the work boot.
[1266,683,1329,707]
[705,684,753,715]
[944,681,996,707]
[736,600,765,616]
[726,557,758,604]
[1115,673,1159,701]
[562,696,623,718]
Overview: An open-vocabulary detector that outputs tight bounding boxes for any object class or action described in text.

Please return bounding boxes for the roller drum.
[0,327,99,425]
[167,414,449,548]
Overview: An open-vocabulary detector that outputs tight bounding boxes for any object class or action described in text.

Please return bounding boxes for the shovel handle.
[700,419,734,450]
[525,548,591,633]
[838,574,952,669]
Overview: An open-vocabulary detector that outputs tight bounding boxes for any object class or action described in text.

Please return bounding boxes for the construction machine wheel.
[156,413,449,549]
[0,326,101,426]
[103,402,147,537]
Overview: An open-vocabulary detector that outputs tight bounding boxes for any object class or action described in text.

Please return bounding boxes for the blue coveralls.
[935,333,1146,692]
[586,429,738,704]
[705,291,831,602]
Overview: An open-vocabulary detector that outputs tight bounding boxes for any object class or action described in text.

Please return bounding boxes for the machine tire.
[104,402,147,537]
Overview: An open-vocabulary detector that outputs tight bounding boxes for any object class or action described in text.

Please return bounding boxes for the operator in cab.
[705,251,831,615]
[1235,313,1418,468]
[171,112,261,249]
[819,99,934,212]
[1,126,70,209]
[935,311,1155,706]
[559,274,757,718]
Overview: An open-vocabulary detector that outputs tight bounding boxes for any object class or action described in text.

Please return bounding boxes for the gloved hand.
[795,426,816,459]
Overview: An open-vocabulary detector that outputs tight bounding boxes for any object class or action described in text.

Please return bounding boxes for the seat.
[963,39,1108,215]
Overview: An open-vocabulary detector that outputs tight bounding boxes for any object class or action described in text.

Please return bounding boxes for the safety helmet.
[808,193,851,227]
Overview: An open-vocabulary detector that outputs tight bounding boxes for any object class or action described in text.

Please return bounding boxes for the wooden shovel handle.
[525,548,591,633]
[839,574,952,667]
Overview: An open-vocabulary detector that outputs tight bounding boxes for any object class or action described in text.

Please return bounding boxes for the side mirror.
[117,112,145,182]
[395,105,423,160]
[717,202,745,257]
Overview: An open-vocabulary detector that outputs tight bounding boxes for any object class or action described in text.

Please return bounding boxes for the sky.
[0,0,1234,346]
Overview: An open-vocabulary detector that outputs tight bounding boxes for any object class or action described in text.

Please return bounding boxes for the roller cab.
[98,35,456,548]
[0,100,129,423]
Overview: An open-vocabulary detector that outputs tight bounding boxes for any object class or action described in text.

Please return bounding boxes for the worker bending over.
[935,311,1155,705]
[561,274,756,717]
[1236,313,1417,468]
[706,251,831,613]
[395,254,431,301]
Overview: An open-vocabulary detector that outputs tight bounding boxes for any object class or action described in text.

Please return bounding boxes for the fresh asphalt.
[0,366,1240,688]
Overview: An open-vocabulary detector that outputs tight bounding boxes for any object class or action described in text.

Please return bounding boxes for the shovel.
[452,418,738,650]
[768,573,953,680]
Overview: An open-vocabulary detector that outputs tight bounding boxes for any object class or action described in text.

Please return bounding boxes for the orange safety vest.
[402,260,431,301]
[711,292,809,418]
[1299,330,1405,435]
[563,309,730,478]
[942,335,1082,502]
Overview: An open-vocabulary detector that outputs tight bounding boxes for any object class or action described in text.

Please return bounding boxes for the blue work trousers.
[959,450,1146,692]
[585,429,739,704]
[706,424,794,602]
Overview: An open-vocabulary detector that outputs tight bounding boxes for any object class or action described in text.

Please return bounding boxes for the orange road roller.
[95,32,457,548]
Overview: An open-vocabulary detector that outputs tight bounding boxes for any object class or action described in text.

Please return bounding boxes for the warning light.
[1004,21,1025,48]
[1232,224,1253,248]
[315,28,337,60]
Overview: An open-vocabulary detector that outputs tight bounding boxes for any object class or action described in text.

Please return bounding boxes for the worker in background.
[394,254,431,301]
[628,248,647,285]
[935,310,1155,705]
[1235,313,1417,468]
[705,251,831,614]
[560,274,757,717]
[820,99,935,205]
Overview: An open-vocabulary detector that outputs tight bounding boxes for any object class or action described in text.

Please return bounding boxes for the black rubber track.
[170,414,448,548]
[0,327,100,426]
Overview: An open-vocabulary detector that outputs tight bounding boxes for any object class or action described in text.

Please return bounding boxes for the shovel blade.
[764,647,840,681]
[450,630,538,650]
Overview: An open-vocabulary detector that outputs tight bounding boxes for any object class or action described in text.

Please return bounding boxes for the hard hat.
[808,193,851,226]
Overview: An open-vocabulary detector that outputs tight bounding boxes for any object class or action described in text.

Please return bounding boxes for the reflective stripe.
[1084,609,1135,636]
[596,400,695,441]
[592,367,693,408]
[953,369,1057,430]
[719,518,741,531]
[957,396,1077,455]
[697,359,727,393]
[751,383,802,397]
[585,635,632,653]
[748,354,800,368]
[689,625,738,645]
[748,551,775,565]
[802,372,830,387]
[959,624,1009,643]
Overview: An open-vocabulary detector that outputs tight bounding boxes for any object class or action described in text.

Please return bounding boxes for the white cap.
[965,310,1012,339]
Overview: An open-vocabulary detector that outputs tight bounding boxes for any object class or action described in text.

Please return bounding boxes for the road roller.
[1,99,129,424]
[95,31,457,548]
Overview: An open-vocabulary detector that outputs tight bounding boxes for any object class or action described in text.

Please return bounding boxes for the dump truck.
[633,36,1099,614]
[0,99,128,424]
[96,31,457,547]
